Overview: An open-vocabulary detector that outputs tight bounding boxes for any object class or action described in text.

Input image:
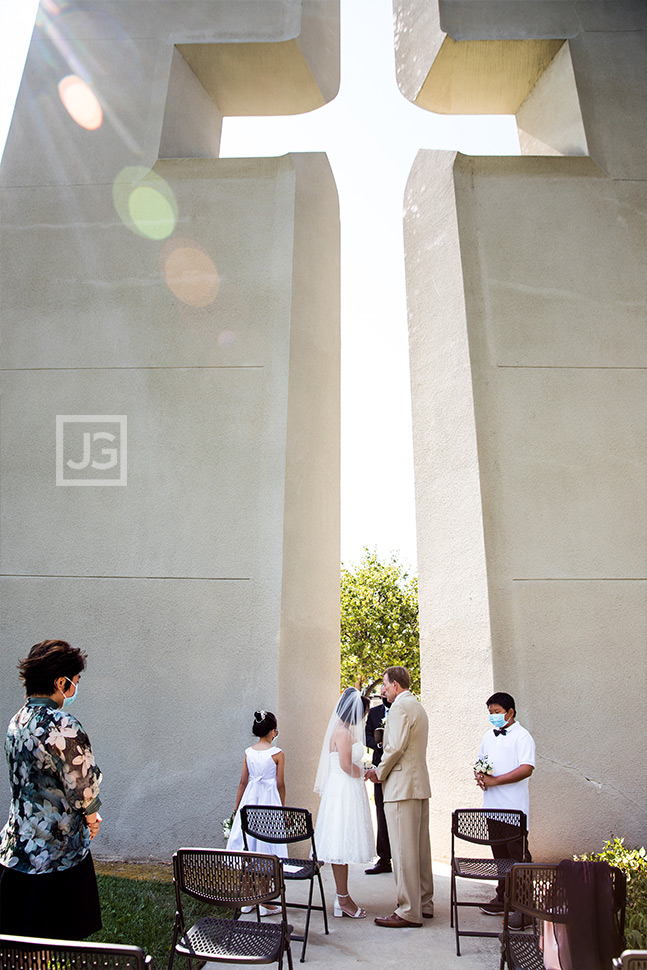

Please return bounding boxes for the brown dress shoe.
[374,912,422,928]
[422,912,434,919]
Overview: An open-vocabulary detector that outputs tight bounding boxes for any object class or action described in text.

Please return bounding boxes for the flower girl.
[227,710,287,915]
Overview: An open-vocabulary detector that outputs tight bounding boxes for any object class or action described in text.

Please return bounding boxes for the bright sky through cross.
[0,0,520,573]
[220,0,521,572]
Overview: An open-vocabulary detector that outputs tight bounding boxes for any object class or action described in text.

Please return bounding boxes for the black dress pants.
[374,781,391,862]
[487,819,531,901]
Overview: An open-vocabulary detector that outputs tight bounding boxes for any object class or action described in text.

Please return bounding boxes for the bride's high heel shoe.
[333,893,366,919]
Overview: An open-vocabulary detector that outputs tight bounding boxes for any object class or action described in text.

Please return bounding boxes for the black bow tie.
[493,728,507,736]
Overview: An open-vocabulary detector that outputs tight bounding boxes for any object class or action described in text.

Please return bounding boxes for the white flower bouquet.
[473,756,494,775]
[222,812,234,842]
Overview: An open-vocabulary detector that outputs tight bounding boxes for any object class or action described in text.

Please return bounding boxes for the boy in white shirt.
[474,691,535,927]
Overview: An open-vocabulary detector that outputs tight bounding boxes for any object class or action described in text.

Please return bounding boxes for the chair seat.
[454,857,517,879]
[282,857,319,880]
[178,916,294,962]
[500,930,544,970]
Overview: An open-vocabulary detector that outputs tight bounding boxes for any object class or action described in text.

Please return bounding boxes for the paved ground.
[96,856,511,968]
[239,860,508,970]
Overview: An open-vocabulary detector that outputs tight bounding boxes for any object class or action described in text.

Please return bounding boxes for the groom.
[365,666,433,928]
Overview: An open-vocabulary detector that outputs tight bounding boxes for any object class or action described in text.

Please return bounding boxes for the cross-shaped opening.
[158,0,587,568]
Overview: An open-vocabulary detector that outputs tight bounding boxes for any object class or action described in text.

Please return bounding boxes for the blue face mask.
[489,712,507,729]
[62,678,78,710]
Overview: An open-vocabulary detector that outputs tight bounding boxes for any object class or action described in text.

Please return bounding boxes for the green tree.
[340,548,420,695]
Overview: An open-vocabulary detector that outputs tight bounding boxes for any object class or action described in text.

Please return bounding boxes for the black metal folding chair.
[168,848,293,970]
[240,806,328,962]
[499,864,568,970]
[0,933,152,968]
[450,808,528,956]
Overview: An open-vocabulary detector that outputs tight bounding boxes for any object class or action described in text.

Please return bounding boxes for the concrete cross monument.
[0,0,515,862]
[397,0,647,861]
[2,0,644,869]
[1,0,344,861]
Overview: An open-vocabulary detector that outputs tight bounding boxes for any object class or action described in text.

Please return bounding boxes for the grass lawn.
[88,862,216,967]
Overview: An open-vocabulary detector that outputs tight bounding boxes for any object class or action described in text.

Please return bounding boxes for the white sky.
[0,0,520,573]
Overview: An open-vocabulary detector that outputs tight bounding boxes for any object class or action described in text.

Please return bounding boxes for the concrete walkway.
[242,860,507,970]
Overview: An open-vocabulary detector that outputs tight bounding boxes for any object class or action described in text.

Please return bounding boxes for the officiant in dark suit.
[364,685,392,874]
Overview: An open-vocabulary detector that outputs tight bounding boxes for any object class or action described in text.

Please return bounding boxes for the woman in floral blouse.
[0,639,103,938]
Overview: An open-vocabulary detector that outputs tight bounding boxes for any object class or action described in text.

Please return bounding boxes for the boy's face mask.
[489,712,507,729]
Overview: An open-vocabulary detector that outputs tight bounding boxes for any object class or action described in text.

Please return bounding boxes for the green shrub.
[575,836,647,948]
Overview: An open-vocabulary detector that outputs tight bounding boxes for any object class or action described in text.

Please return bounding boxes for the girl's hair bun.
[252,709,277,737]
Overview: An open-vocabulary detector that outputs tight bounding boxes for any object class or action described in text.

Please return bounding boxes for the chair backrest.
[507,864,569,923]
[0,934,152,968]
[240,805,314,848]
[508,862,626,928]
[173,847,285,910]
[614,951,647,970]
[451,808,528,847]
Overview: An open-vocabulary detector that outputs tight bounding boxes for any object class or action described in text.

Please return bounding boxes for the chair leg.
[299,878,316,962]
[316,870,329,935]
[450,869,455,927]
[167,917,180,970]
[453,877,461,957]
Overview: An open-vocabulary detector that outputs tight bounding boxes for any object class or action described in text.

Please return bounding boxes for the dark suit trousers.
[374,781,391,862]
[487,819,531,901]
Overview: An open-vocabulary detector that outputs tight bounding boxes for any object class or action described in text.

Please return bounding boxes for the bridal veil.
[314,687,367,795]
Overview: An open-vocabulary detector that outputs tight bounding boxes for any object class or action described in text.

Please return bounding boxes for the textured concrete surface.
[244,861,504,970]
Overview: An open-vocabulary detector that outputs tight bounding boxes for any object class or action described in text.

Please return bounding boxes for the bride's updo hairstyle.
[252,710,277,737]
[335,687,369,725]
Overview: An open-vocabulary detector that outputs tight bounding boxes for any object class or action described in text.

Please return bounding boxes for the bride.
[313,687,374,919]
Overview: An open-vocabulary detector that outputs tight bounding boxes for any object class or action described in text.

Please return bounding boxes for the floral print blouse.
[0,697,102,874]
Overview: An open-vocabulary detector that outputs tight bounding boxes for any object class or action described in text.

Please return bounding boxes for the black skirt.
[0,851,102,939]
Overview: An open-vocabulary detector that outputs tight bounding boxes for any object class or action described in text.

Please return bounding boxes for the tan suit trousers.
[384,797,434,923]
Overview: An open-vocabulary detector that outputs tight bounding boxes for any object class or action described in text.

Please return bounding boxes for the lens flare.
[161,239,220,307]
[58,75,103,130]
[128,186,176,241]
[113,167,178,240]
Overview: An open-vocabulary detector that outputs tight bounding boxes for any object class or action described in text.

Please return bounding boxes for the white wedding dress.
[314,741,374,864]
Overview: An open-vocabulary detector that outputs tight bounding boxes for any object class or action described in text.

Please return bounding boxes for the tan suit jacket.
[375,690,431,801]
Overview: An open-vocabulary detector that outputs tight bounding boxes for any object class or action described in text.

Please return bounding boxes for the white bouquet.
[473,756,494,775]
[222,812,234,842]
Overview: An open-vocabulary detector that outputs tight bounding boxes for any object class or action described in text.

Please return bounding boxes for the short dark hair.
[385,666,410,690]
[252,710,277,737]
[486,692,516,715]
[19,640,87,696]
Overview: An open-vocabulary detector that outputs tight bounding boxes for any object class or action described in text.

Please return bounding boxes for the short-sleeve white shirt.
[479,721,536,821]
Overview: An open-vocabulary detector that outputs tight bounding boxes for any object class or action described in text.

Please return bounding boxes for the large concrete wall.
[400,0,647,861]
[0,1,340,860]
